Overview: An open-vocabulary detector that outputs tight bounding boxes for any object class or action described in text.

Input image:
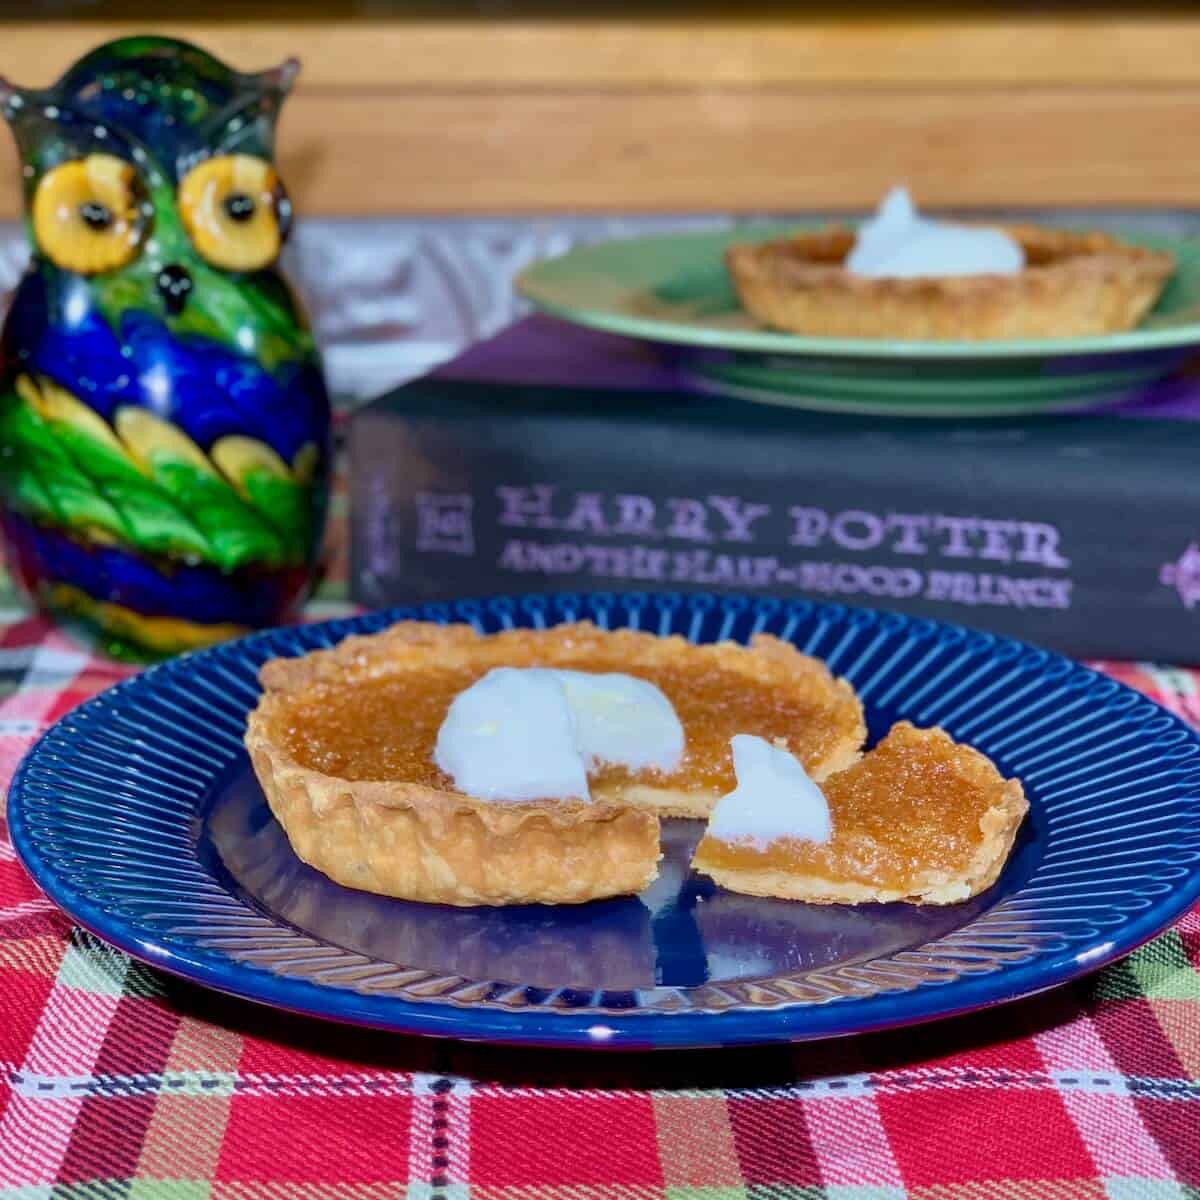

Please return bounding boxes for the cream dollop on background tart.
[846,187,1023,279]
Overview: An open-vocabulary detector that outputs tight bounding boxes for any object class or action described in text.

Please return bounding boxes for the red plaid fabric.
[1,615,1198,1193]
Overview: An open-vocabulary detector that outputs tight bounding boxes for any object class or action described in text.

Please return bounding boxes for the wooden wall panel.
[0,16,1197,215]
[2,18,1200,88]
[5,87,1197,217]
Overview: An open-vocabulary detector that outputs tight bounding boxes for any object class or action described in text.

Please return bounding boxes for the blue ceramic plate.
[10,593,1200,1049]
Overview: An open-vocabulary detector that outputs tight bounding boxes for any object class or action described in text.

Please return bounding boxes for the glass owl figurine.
[0,37,330,658]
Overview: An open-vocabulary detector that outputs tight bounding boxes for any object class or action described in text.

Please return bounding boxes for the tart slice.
[244,620,865,906]
[691,722,1027,905]
[726,224,1175,341]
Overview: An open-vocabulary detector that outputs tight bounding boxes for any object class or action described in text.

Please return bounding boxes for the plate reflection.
[203,765,1015,993]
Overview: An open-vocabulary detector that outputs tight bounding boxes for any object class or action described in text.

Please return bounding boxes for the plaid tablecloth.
[1,584,1198,1192]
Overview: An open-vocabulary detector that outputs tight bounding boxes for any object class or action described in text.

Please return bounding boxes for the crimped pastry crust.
[726,225,1175,341]
[245,728,660,906]
[245,620,864,906]
[691,722,1028,905]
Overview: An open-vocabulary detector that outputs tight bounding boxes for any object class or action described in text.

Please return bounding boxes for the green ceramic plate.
[516,225,1200,415]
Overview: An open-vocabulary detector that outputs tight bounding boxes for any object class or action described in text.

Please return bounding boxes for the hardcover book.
[349,325,1200,663]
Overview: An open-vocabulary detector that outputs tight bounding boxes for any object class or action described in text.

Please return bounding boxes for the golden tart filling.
[244,620,865,906]
[267,621,866,815]
[246,620,1025,909]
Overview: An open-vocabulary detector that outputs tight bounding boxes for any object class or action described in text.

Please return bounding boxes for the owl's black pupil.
[79,201,113,231]
[224,192,256,222]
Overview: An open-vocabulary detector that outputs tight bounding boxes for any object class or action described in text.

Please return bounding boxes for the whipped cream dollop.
[434,667,589,802]
[434,667,684,802]
[846,187,1024,280]
[705,734,833,848]
[553,669,684,773]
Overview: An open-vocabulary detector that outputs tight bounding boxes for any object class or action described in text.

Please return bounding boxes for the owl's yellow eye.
[32,155,145,274]
[178,155,289,272]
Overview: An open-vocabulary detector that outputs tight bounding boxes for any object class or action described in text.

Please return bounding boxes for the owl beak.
[157,264,194,317]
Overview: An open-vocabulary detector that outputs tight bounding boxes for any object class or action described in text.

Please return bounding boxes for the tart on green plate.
[517,224,1200,416]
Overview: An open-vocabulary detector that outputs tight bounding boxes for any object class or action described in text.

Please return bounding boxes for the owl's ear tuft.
[257,57,300,97]
[0,77,24,122]
[0,82,74,164]
[201,58,300,161]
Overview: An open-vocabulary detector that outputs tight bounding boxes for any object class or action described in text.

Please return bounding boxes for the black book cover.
[349,378,1200,663]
